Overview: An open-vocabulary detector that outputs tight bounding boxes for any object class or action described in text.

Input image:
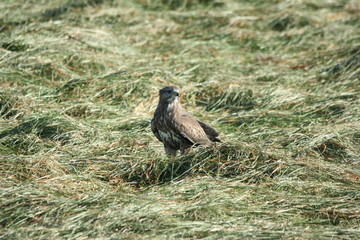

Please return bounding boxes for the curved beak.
[173,90,180,97]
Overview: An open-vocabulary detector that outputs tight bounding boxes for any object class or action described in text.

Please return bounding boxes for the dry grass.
[1,0,359,239]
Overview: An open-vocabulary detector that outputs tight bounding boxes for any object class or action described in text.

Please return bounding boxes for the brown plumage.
[151,86,220,157]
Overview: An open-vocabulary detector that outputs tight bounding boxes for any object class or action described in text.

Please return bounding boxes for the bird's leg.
[180,147,191,155]
[164,146,177,158]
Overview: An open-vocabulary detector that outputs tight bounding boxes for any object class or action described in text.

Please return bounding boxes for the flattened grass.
[1,0,359,239]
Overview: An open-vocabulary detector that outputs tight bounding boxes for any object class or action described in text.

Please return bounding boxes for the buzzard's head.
[159,86,180,103]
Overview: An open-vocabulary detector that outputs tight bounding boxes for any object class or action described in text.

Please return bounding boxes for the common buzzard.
[151,86,220,157]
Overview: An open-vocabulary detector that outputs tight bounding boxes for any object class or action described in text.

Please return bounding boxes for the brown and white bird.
[151,86,220,157]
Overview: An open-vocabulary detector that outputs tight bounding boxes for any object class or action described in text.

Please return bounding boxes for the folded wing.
[174,113,211,145]
[151,119,163,143]
[197,120,221,142]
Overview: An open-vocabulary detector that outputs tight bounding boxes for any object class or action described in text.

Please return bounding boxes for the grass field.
[1,0,360,239]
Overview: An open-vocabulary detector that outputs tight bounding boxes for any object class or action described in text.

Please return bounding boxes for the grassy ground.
[1,0,360,239]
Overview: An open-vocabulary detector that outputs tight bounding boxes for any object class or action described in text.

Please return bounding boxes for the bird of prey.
[151,86,220,157]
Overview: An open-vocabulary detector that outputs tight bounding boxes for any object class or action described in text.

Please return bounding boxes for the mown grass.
[1,0,360,239]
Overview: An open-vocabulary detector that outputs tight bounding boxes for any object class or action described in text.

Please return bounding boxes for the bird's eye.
[166,90,172,94]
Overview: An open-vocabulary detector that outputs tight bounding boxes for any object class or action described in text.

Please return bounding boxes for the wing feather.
[151,118,163,143]
[174,112,211,145]
[197,120,221,142]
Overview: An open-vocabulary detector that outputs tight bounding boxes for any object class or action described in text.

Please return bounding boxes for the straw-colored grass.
[1,0,359,239]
